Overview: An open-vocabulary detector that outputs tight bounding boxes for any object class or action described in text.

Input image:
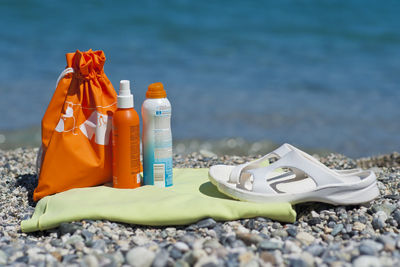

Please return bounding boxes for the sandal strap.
[228,143,293,184]
[244,150,344,194]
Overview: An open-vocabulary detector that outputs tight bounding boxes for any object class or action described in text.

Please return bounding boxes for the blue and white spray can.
[142,82,173,187]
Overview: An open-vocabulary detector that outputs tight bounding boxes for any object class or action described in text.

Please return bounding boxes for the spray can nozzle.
[117,80,134,108]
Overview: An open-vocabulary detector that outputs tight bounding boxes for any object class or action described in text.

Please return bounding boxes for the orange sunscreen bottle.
[112,80,141,188]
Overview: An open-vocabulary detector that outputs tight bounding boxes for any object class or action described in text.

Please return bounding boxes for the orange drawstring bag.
[34,49,117,201]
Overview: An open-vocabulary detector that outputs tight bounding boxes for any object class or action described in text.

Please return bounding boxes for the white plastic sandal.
[208,144,379,205]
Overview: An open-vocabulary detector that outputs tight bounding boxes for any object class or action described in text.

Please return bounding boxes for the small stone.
[66,235,84,246]
[260,251,276,265]
[133,235,149,246]
[175,242,190,252]
[199,149,217,158]
[284,240,301,254]
[170,247,183,260]
[375,211,388,222]
[152,250,169,267]
[352,222,366,232]
[165,227,176,237]
[377,235,396,252]
[236,232,263,245]
[92,239,107,251]
[361,240,383,253]
[0,250,7,265]
[50,251,62,262]
[372,217,386,230]
[289,258,307,267]
[126,247,155,267]
[308,218,321,226]
[259,240,283,251]
[116,240,130,251]
[327,221,336,228]
[196,218,217,229]
[296,232,315,245]
[194,256,219,267]
[174,260,190,267]
[203,239,221,249]
[352,255,382,267]
[50,239,63,247]
[83,255,99,267]
[183,249,206,265]
[310,211,320,218]
[221,235,236,247]
[331,224,344,236]
[286,228,297,237]
[300,251,314,267]
[392,210,400,225]
[272,229,288,238]
[306,244,324,257]
[59,222,81,235]
[359,244,376,256]
[62,254,78,263]
[372,203,396,217]
[81,229,94,241]
[238,251,254,265]
[112,251,124,266]
[16,256,29,263]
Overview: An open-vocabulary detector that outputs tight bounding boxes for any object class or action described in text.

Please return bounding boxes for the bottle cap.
[117,80,134,108]
[146,82,167,98]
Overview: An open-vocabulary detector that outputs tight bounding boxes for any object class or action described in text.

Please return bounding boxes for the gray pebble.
[392,210,400,225]
[196,218,217,229]
[306,245,325,257]
[203,239,221,249]
[236,232,263,245]
[170,247,183,260]
[272,229,288,238]
[353,255,382,267]
[0,250,7,265]
[174,259,190,267]
[81,229,94,241]
[331,224,344,236]
[92,239,107,251]
[361,240,383,253]
[126,247,155,267]
[50,239,63,247]
[289,258,308,267]
[327,221,336,228]
[174,241,190,252]
[296,232,315,245]
[59,222,81,235]
[152,250,169,267]
[286,228,297,237]
[359,244,377,256]
[62,254,78,263]
[83,255,99,267]
[259,240,283,251]
[372,217,386,230]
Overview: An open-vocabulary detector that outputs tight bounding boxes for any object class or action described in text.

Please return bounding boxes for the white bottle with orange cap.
[142,82,173,187]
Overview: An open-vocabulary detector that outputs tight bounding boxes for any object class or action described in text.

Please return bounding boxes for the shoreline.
[0,147,399,265]
[0,126,398,159]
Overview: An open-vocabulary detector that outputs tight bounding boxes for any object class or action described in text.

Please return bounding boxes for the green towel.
[21,168,296,232]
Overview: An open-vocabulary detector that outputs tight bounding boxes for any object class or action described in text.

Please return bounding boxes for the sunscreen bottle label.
[143,106,172,187]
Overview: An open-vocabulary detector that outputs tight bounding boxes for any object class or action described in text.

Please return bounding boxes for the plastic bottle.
[112,80,141,189]
[142,82,173,187]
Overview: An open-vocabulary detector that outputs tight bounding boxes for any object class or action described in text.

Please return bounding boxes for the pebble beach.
[1,148,400,266]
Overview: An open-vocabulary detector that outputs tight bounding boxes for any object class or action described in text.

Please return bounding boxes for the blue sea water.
[0,0,399,157]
